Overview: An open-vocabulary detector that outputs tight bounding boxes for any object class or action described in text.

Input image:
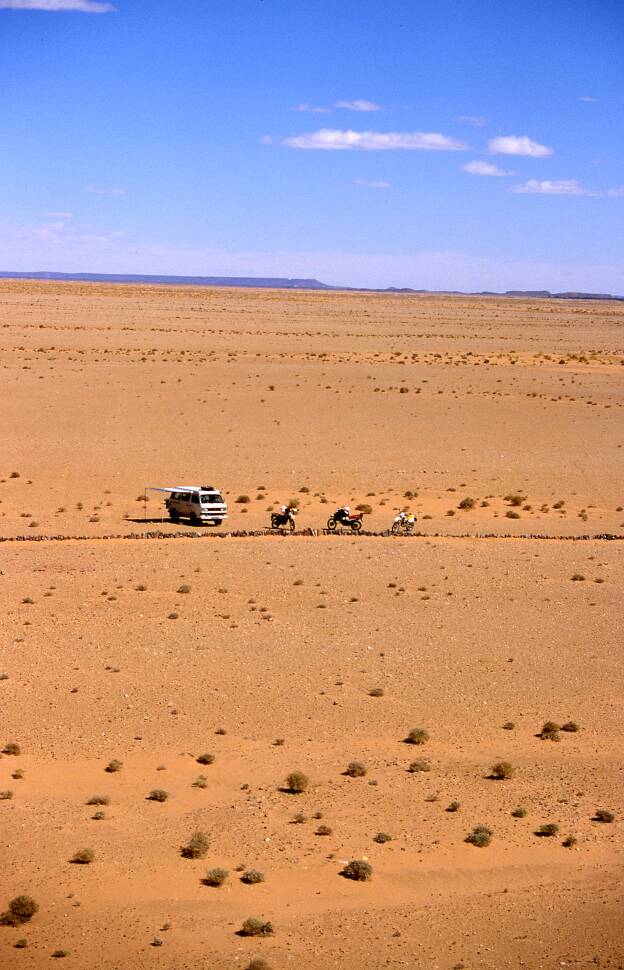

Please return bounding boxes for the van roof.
[149,485,221,494]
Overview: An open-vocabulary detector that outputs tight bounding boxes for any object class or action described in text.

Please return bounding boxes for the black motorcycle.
[270,507,297,531]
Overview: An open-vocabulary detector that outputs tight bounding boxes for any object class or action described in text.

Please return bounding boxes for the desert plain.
[0,279,622,969]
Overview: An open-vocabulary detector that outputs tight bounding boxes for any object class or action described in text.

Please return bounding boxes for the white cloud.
[455,115,488,127]
[463,160,515,177]
[489,135,553,157]
[0,0,114,11]
[579,96,598,103]
[282,129,468,151]
[86,185,126,195]
[291,103,331,114]
[352,178,391,189]
[45,211,73,218]
[606,187,624,197]
[334,99,381,112]
[510,179,591,195]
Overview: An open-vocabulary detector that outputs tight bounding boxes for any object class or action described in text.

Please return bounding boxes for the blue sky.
[1,0,623,290]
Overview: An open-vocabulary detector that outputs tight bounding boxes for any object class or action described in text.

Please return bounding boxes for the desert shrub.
[312,810,323,819]
[147,789,169,802]
[356,504,372,514]
[0,895,38,926]
[505,494,525,506]
[408,759,430,773]
[553,500,565,509]
[239,917,274,937]
[536,823,559,837]
[0,673,8,681]
[246,960,272,970]
[12,769,24,780]
[0,790,13,801]
[373,832,392,844]
[181,831,209,859]
[92,811,106,820]
[561,721,579,733]
[292,812,307,824]
[2,742,20,756]
[491,761,514,780]
[52,950,68,958]
[458,497,476,510]
[341,859,373,881]
[594,809,614,823]
[193,775,208,789]
[105,759,123,773]
[511,806,527,818]
[86,795,109,806]
[563,835,577,847]
[168,612,179,619]
[540,721,561,741]
[345,761,367,777]
[446,801,461,813]
[502,721,515,730]
[14,939,28,948]
[177,584,191,594]
[465,825,492,847]
[203,868,229,887]
[405,727,429,745]
[369,687,384,697]
[236,495,251,504]
[315,824,332,836]
[506,510,521,519]
[285,770,309,794]
[571,573,585,582]
[241,869,265,884]
[273,738,285,746]
[215,727,227,735]
[71,848,95,864]
[196,753,215,765]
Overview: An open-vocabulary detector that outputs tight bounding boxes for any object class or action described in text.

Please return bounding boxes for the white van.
[163,486,228,526]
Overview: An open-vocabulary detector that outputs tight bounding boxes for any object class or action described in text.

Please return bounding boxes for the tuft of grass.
[341,859,373,881]
[594,809,614,823]
[236,495,251,504]
[373,832,392,844]
[52,950,69,959]
[490,761,514,780]
[368,687,384,697]
[147,789,169,802]
[315,824,332,836]
[203,868,229,887]
[181,831,209,859]
[86,795,109,806]
[355,504,372,514]
[511,806,527,818]
[404,727,429,745]
[571,573,585,582]
[458,497,476,510]
[561,721,579,733]
[105,759,123,773]
[563,835,577,847]
[0,790,13,801]
[239,918,274,937]
[0,896,38,927]
[446,801,461,813]
[505,494,525,507]
[536,823,559,837]
[345,761,367,778]
[292,812,307,824]
[502,721,515,730]
[505,510,521,519]
[246,960,272,970]
[92,811,106,820]
[12,769,24,780]
[14,939,28,948]
[196,752,215,766]
[540,721,561,741]
[241,869,265,885]
[192,775,208,789]
[465,825,493,847]
[408,759,430,773]
[2,742,21,756]
[177,584,191,594]
[285,770,309,794]
[70,848,95,864]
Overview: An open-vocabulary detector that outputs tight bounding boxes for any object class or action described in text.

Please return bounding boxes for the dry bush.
[147,789,169,802]
[563,835,577,847]
[511,806,527,818]
[356,504,372,514]
[369,687,384,697]
[540,721,561,741]
[458,497,476,510]
[315,824,332,836]
[341,859,373,881]
[404,727,429,745]
[285,770,309,794]
[196,752,215,765]
[2,742,21,756]
[373,832,392,844]
[345,761,367,777]
[193,775,208,789]
[490,761,514,780]
[236,495,251,504]
[0,790,13,801]
[241,869,265,884]
[246,960,272,970]
[536,823,559,837]
[408,759,430,773]
[446,801,461,813]
[465,825,492,847]
[105,759,123,773]
[181,831,209,859]
[70,848,95,864]
[86,795,109,806]
[203,868,229,887]
[0,895,38,927]
[594,809,614,823]
[177,584,191,594]
[502,721,515,730]
[561,721,579,733]
[239,917,274,936]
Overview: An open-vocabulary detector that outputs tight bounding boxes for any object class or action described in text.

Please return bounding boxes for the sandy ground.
[0,281,622,969]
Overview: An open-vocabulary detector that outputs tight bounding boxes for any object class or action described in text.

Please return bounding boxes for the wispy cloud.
[0,0,114,11]
[334,99,381,112]
[282,129,468,151]
[489,135,553,157]
[510,179,592,195]
[45,211,73,219]
[352,178,391,189]
[86,185,126,195]
[463,160,515,177]
[292,103,331,114]
[456,115,488,127]
[579,96,598,103]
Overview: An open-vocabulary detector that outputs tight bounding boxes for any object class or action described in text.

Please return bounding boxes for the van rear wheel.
[169,509,180,523]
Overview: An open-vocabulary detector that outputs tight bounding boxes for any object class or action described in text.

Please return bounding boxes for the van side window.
[191,493,200,503]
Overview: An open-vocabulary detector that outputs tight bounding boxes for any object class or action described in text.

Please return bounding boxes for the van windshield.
[201,493,224,504]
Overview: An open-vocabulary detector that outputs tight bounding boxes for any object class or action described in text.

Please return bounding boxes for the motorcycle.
[391,512,416,535]
[327,508,364,532]
[270,506,297,531]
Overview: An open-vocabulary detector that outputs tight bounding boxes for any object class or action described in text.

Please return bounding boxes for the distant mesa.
[0,271,621,300]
